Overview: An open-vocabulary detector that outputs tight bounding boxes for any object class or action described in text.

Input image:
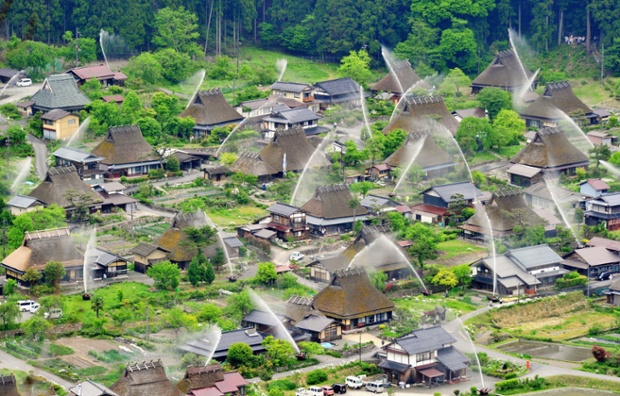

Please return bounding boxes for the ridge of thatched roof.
[313,267,394,319]
[173,210,210,229]
[229,151,278,176]
[383,96,459,135]
[28,166,103,209]
[177,364,225,393]
[260,127,327,173]
[510,126,589,169]
[300,184,369,220]
[372,60,429,94]
[472,49,534,89]
[92,125,159,165]
[384,129,454,170]
[520,81,592,120]
[111,360,183,396]
[1,227,83,274]
[181,89,243,127]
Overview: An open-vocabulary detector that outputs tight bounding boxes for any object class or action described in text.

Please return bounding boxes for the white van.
[17,300,37,312]
[307,386,324,396]
[346,376,364,389]
[365,382,384,393]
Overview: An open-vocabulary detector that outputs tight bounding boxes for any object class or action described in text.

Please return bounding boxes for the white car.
[16,78,32,87]
[290,251,305,261]
[29,303,40,313]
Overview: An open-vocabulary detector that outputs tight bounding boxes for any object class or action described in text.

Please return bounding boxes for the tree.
[406,223,443,267]
[370,271,388,292]
[44,261,66,290]
[439,27,478,73]
[152,6,201,55]
[22,267,42,285]
[220,153,238,167]
[0,301,20,329]
[477,88,512,120]
[439,68,472,98]
[91,295,105,318]
[350,181,375,198]
[125,52,163,85]
[39,295,64,314]
[121,90,142,121]
[197,303,222,323]
[228,289,254,318]
[112,309,132,326]
[263,335,295,367]
[343,141,368,166]
[338,49,373,85]
[6,125,27,145]
[589,144,611,168]
[6,40,57,78]
[256,262,277,285]
[609,151,620,167]
[154,48,193,83]
[22,316,52,340]
[349,197,361,224]
[452,264,472,289]
[188,256,203,287]
[455,117,492,155]
[164,307,198,338]
[211,247,226,270]
[492,109,525,151]
[147,261,181,291]
[166,155,181,172]
[431,267,459,291]
[227,342,254,367]
[81,78,104,101]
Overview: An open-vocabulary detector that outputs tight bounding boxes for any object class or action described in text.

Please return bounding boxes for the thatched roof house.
[313,267,394,330]
[461,188,546,240]
[181,89,243,136]
[519,81,594,128]
[300,184,370,235]
[28,166,103,213]
[177,364,248,396]
[308,225,412,282]
[510,126,589,173]
[110,360,182,396]
[383,96,459,135]
[229,127,327,181]
[471,49,535,94]
[0,374,20,396]
[91,125,162,178]
[155,210,212,268]
[371,60,429,98]
[30,74,91,113]
[384,130,455,178]
[1,228,83,286]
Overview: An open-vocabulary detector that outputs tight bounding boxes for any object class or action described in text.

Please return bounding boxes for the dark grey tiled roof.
[223,237,244,248]
[436,346,469,371]
[131,242,160,256]
[242,309,287,326]
[423,182,482,202]
[392,326,456,355]
[272,82,311,93]
[41,108,71,121]
[263,108,321,124]
[7,195,42,209]
[314,78,360,96]
[508,244,562,270]
[295,314,334,332]
[30,74,91,110]
[53,147,104,163]
[268,202,301,216]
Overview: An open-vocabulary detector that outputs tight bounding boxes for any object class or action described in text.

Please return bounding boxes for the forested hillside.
[1,0,619,75]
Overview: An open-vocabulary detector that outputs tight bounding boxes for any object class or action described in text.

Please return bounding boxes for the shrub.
[306,369,328,385]
[267,379,297,391]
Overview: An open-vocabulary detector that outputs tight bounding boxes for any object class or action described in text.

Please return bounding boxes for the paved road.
[27,134,48,179]
[135,202,176,218]
[0,83,41,105]
[0,348,73,390]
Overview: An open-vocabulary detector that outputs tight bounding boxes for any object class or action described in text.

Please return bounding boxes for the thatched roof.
[472,49,534,90]
[229,151,277,176]
[520,81,592,120]
[177,364,225,393]
[91,125,159,165]
[110,360,183,396]
[383,96,459,135]
[510,126,589,169]
[371,60,429,94]
[28,166,103,209]
[300,184,368,220]
[313,267,394,320]
[180,89,243,127]
[173,210,210,229]
[463,188,545,236]
[156,211,211,263]
[260,127,327,173]
[1,228,83,274]
[286,295,323,323]
[384,130,454,170]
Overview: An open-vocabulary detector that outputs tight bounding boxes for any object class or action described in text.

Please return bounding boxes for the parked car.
[598,272,612,281]
[16,78,32,87]
[365,382,384,394]
[307,387,324,396]
[290,251,305,261]
[29,303,40,313]
[332,384,346,394]
[17,300,37,312]
[44,308,63,319]
[322,386,334,396]
[345,376,364,389]
[296,388,308,396]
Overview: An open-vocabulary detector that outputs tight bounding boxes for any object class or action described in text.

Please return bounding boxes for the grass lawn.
[206,205,267,228]
[494,144,523,160]
[570,79,614,107]
[394,293,480,318]
[545,375,620,394]
[467,151,499,166]
[436,239,486,260]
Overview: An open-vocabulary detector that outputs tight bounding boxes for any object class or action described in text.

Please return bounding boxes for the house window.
[44,120,53,125]
[295,231,301,236]
[273,214,280,221]
[324,326,338,341]
[294,93,300,98]
[416,352,431,362]
[68,119,76,125]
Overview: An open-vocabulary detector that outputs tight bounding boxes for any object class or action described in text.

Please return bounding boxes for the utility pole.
[601,41,605,82]
[130,204,134,239]
[145,298,149,342]
[75,27,80,67]
[359,331,362,363]
[6,136,10,182]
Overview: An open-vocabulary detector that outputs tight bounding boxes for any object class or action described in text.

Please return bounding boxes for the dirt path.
[0,348,73,390]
